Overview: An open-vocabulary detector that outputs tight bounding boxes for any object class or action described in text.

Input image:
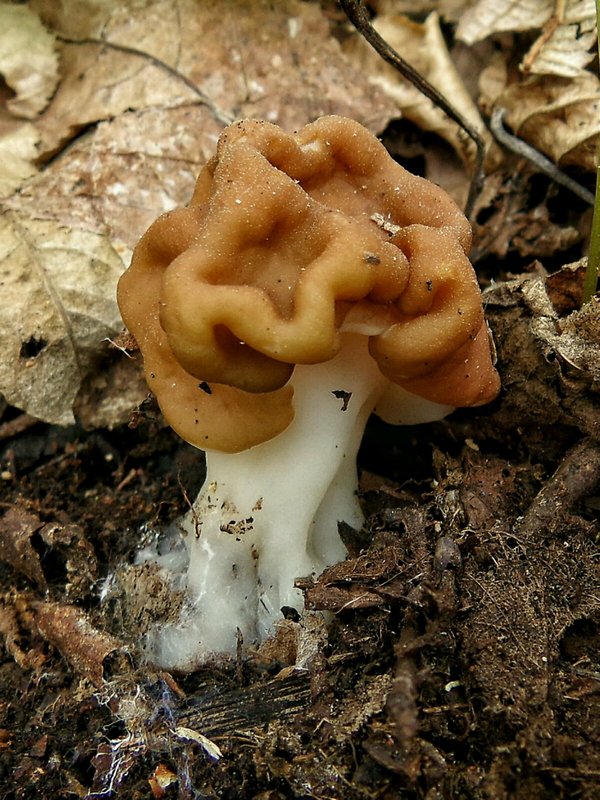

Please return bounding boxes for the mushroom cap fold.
[117,115,499,453]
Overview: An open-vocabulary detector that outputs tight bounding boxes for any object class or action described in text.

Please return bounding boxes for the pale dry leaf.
[521,0,597,78]
[0,211,124,425]
[1,105,224,428]
[0,124,40,197]
[456,0,554,42]
[500,72,600,170]
[32,0,395,159]
[457,0,597,79]
[9,105,224,250]
[344,12,490,167]
[0,3,59,119]
[173,728,223,760]
[557,295,600,381]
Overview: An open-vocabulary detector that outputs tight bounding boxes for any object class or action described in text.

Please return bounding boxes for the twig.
[489,108,595,206]
[338,0,486,219]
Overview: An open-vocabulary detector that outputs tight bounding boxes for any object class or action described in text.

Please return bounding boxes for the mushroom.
[117,116,499,669]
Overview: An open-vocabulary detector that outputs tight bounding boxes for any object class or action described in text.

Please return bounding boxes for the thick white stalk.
[150,333,389,669]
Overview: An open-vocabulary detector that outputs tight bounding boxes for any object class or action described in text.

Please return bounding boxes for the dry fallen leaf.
[501,72,600,170]
[521,0,597,78]
[485,266,600,439]
[344,11,490,169]
[31,0,395,158]
[457,0,554,41]
[470,168,580,261]
[0,506,47,590]
[0,124,40,197]
[478,44,600,172]
[0,3,59,119]
[457,0,597,79]
[9,105,224,250]
[33,599,124,687]
[0,211,125,425]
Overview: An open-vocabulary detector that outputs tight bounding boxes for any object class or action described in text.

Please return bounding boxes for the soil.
[1,41,600,800]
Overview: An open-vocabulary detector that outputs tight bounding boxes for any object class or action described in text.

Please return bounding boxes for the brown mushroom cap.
[117,115,499,453]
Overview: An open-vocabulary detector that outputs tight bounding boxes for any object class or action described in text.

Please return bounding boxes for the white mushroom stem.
[149,333,452,670]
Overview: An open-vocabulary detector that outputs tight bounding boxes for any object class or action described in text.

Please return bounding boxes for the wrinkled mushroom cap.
[118,115,500,453]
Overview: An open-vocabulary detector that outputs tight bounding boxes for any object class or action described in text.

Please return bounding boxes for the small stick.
[339,0,486,219]
[489,108,595,206]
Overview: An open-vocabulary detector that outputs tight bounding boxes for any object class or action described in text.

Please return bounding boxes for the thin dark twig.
[339,0,486,219]
[490,108,595,206]
[57,34,233,127]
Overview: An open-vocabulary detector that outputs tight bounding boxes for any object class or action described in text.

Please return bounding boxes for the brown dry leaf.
[501,72,600,170]
[479,47,600,170]
[0,0,397,427]
[485,266,600,438]
[344,12,490,168]
[0,105,224,424]
[458,0,597,79]
[33,600,124,687]
[0,3,59,119]
[470,168,580,261]
[0,507,47,590]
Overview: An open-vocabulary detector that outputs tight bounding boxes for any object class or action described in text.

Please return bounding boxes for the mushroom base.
[141,334,383,668]
[144,334,453,670]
